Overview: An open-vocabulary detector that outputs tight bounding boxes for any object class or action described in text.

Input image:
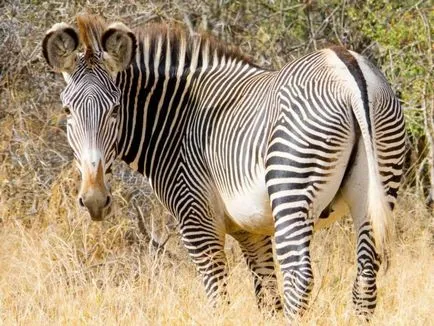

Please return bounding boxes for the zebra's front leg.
[180,219,228,305]
[231,231,282,311]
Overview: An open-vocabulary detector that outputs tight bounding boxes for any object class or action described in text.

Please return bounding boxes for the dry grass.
[0,179,433,325]
[1,1,433,325]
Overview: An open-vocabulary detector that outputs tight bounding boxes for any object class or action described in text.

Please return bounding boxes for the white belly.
[220,170,351,236]
[222,176,275,235]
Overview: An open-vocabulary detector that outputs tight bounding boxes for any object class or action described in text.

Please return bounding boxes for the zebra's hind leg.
[265,131,353,319]
[265,88,354,319]
[274,212,315,320]
[341,146,382,319]
[231,231,282,311]
[352,222,380,318]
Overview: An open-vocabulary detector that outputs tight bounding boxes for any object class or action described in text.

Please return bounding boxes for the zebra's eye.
[111,105,120,119]
[63,106,71,115]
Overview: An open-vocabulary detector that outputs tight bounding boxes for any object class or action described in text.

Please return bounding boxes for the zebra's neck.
[114,28,268,185]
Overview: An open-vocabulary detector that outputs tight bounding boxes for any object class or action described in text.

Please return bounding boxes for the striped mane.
[136,23,256,68]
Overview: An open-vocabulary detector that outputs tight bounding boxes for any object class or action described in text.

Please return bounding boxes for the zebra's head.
[42,16,136,221]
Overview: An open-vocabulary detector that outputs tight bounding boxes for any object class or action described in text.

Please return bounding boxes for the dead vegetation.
[0,0,433,324]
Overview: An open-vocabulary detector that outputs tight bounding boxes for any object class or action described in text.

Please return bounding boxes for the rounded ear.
[102,22,137,73]
[42,23,79,72]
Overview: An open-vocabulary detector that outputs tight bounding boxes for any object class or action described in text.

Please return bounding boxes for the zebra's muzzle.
[78,191,111,221]
[78,160,112,221]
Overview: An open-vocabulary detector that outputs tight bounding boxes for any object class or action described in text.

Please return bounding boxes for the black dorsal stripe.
[331,46,372,137]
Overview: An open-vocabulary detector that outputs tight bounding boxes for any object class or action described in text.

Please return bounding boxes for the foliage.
[346,0,432,139]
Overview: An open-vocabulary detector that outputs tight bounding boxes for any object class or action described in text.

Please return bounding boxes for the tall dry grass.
[0,180,433,325]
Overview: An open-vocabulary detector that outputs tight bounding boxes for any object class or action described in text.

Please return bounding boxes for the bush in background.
[0,0,432,244]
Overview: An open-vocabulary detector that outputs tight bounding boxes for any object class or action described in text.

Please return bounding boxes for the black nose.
[77,188,110,221]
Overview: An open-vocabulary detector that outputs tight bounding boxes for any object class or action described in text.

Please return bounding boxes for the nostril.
[79,197,85,207]
[104,195,111,208]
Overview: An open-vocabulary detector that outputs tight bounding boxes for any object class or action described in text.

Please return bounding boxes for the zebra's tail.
[349,70,392,270]
[364,130,392,270]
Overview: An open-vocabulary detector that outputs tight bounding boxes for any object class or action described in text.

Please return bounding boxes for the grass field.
[0,160,433,325]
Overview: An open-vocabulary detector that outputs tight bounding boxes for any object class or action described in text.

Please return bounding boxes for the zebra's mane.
[75,14,256,68]
[135,23,256,68]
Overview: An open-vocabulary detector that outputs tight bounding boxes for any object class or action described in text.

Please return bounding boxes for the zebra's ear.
[42,23,79,72]
[102,22,137,73]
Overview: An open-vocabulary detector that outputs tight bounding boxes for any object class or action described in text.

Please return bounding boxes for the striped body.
[43,16,405,321]
[116,44,402,234]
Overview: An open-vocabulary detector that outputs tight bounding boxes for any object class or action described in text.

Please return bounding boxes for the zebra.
[42,14,405,320]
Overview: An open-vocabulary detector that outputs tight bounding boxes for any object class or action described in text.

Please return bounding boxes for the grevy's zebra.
[42,14,405,320]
